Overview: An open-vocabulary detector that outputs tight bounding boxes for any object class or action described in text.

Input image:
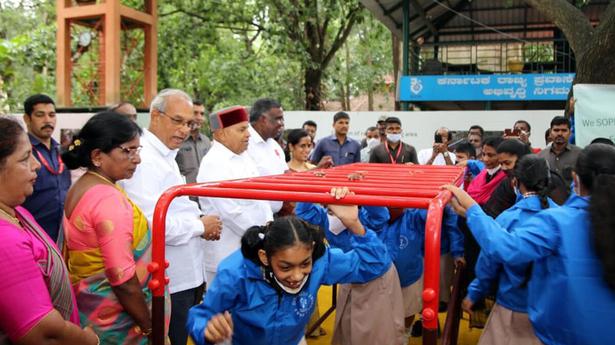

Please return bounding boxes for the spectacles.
[158,110,195,129]
[118,145,142,159]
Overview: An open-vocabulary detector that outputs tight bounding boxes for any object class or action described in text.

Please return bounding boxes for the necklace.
[0,207,20,225]
[523,192,538,198]
[87,170,116,185]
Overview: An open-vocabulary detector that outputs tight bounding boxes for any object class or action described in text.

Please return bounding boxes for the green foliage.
[157,0,304,111]
[0,0,391,112]
[0,0,56,112]
[325,13,393,108]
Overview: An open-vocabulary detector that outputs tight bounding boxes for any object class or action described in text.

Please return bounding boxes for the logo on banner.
[410,78,423,95]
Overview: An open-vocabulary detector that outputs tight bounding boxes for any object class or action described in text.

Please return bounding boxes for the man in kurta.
[246,98,288,214]
[120,89,222,345]
[197,106,273,283]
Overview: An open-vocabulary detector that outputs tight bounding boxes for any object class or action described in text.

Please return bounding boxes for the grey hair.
[149,89,193,114]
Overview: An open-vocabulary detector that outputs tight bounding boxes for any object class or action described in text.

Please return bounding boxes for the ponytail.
[590,174,615,291]
[577,143,615,291]
[241,225,269,264]
[240,216,327,266]
[514,154,552,209]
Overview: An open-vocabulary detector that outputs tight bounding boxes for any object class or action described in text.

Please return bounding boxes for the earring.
[94,161,101,167]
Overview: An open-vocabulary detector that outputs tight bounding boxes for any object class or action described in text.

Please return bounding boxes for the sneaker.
[438,301,448,313]
[410,320,422,337]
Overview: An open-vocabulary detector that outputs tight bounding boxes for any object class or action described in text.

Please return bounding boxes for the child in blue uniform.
[464,155,557,345]
[295,200,404,345]
[445,143,615,345]
[382,205,463,334]
[187,187,391,345]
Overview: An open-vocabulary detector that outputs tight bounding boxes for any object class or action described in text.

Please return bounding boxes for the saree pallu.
[65,187,170,344]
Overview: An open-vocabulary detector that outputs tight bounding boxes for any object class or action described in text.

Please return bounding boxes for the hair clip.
[68,139,81,152]
[258,233,265,240]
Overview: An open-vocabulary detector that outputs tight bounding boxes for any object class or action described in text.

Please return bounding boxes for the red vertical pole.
[149,188,177,345]
[422,190,452,345]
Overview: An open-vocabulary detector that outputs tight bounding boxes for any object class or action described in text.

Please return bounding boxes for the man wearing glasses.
[176,99,212,185]
[121,89,222,345]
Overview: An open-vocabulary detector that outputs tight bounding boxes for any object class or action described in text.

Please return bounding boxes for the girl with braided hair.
[462,154,556,345]
[446,144,615,345]
[186,187,391,345]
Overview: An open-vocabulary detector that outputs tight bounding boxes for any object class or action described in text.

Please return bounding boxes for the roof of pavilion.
[360,0,609,44]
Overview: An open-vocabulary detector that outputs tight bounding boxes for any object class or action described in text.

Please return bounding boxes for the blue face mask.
[387,133,402,143]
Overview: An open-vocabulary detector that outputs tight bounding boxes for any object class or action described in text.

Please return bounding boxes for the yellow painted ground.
[188,285,482,345]
[307,285,483,345]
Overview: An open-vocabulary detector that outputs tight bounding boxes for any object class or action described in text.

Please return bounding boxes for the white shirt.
[246,125,288,212]
[418,148,456,165]
[120,129,206,294]
[197,140,273,273]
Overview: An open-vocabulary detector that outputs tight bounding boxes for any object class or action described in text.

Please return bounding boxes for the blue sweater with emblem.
[187,229,389,345]
[467,195,557,312]
[465,193,615,345]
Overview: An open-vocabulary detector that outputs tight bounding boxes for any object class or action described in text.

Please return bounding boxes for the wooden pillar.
[144,0,158,107]
[55,0,72,106]
[103,0,121,105]
[55,0,157,107]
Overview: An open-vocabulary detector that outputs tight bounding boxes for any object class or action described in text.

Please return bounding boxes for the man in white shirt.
[197,106,273,283]
[418,127,456,166]
[246,98,288,213]
[120,89,222,345]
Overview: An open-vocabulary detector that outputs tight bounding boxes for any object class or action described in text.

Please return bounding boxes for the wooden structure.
[149,163,464,345]
[55,0,157,107]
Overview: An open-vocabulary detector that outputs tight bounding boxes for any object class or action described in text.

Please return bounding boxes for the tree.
[526,0,615,85]
[265,0,363,110]
[157,1,304,111]
[325,13,393,111]
[162,0,364,110]
[0,0,56,112]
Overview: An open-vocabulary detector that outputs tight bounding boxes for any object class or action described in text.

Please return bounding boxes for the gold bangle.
[134,325,153,336]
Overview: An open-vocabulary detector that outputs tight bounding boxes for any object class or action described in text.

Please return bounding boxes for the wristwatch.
[443,151,450,158]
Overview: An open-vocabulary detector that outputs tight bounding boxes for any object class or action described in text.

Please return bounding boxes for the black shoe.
[438,301,448,313]
[410,320,422,337]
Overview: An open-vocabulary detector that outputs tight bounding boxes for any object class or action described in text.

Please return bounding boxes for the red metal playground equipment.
[148,163,464,345]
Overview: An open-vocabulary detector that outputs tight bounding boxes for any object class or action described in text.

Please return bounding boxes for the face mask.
[327,213,346,235]
[263,266,310,295]
[513,185,522,200]
[486,166,501,176]
[274,274,310,294]
[572,175,580,195]
[387,133,402,143]
[366,137,379,149]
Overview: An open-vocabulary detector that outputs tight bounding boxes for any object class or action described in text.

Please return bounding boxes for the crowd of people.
[1,90,614,345]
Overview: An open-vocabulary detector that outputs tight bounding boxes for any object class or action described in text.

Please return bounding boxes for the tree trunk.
[304,68,322,111]
[340,82,348,111]
[392,33,401,111]
[525,0,615,116]
[345,43,351,111]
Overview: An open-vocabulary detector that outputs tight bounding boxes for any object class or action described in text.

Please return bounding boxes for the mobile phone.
[504,128,520,136]
[435,134,443,143]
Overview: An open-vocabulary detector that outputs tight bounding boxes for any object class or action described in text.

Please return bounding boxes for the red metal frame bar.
[149,163,463,345]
